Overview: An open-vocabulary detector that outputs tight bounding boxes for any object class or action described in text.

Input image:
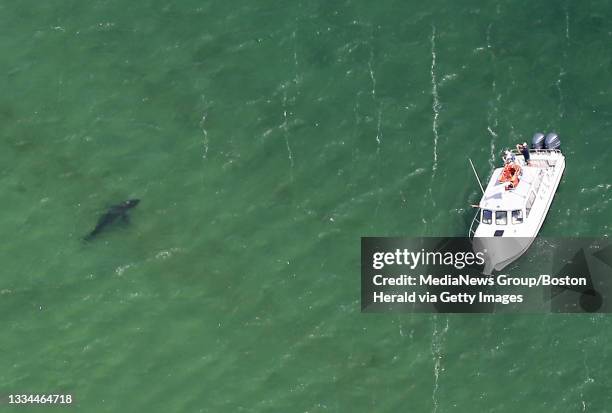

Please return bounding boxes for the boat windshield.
[482,209,492,224]
[495,210,507,225]
[512,209,523,224]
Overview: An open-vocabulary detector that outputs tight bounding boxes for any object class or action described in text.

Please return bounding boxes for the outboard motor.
[531,132,545,149]
[544,132,561,150]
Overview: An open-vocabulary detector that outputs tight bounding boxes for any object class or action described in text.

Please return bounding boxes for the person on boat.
[500,158,521,189]
[504,150,515,164]
[517,142,530,165]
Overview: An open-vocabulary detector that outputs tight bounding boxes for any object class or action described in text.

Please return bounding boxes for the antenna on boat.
[468,158,485,194]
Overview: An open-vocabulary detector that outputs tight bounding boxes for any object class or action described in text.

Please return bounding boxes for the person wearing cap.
[517,142,530,165]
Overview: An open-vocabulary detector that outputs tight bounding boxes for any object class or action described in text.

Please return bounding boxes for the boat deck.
[468,148,564,240]
[525,159,553,168]
[512,148,562,169]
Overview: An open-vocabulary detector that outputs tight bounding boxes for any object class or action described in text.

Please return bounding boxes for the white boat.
[469,133,566,274]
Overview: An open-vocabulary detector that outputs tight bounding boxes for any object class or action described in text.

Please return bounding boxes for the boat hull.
[472,237,535,275]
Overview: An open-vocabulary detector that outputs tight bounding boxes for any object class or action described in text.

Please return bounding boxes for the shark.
[84,199,140,241]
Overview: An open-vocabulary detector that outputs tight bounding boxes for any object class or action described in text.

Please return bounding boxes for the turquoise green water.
[1,0,611,411]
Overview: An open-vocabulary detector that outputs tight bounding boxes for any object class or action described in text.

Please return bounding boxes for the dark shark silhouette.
[84,199,140,241]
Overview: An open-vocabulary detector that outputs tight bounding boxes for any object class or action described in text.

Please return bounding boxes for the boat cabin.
[474,162,545,237]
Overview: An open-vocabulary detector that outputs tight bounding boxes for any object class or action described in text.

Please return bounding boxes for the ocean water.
[1,0,611,411]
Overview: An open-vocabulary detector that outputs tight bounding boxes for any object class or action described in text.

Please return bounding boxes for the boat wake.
[199,95,214,160]
[557,3,570,120]
[368,46,376,100]
[565,2,570,41]
[375,103,382,153]
[200,112,209,159]
[423,25,440,216]
[487,84,500,170]
[430,25,440,175]
[485,25,501,171]
[281,86,294,171]
[368,42,382,153]
[431,315,449,413]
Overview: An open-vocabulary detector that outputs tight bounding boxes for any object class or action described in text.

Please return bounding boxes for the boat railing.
[510,148,562,156]
[468,208,481,240]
